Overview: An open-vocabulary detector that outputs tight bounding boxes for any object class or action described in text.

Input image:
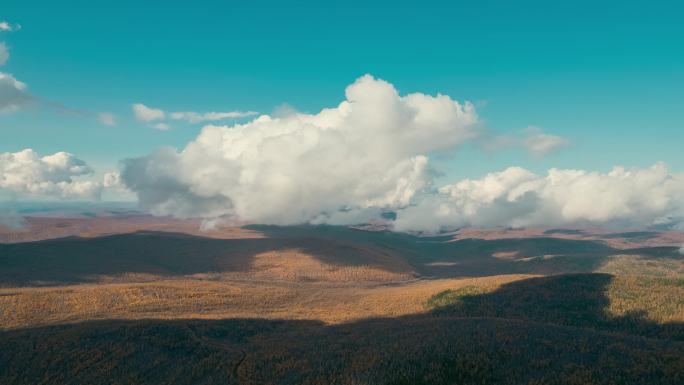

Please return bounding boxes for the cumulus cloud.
[0,72,32,113]
[98,112,116,126]
[118,75,683,233]
[121,74,479,223]
[170,110,258,123]
[523,127,569,157]
[394,163,684,233]
[0,149,102,200]
[132,103,165,122]
[0,42,8,66]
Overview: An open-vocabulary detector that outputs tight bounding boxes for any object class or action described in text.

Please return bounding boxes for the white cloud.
[121,74,479,223]
[0,42,8,66]
[0,149,103,200]
[394,163,684,233]
[679,245,684,255]
[98,112,116,126]
[170,110,258,123]
[151,122,171,130]
[132,103,165,122]
[0,72,32,113]
[133,103,256,128]
[0,22,18,32]
[523,127,569,157]
[118,76,684,233]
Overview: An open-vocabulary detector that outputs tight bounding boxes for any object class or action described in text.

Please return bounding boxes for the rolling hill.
[1,219,684,384]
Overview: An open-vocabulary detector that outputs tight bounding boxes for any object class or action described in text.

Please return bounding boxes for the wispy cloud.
[0,21,20,32]
[523,126,569,157]
[151,122,171,130]
[170,110,258,123]
[98,112,116,126]
[132,102,256,130]
[481,126,569,157]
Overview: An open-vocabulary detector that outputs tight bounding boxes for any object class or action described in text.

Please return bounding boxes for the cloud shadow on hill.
[1,273,683,384]
[0,225,681,286]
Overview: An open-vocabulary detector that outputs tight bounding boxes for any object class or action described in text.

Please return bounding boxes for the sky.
[1,1,684,231]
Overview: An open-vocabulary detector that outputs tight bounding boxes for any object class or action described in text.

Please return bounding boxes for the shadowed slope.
[429,273,684,340]
[0,230,415,286]
[1,225,681,286]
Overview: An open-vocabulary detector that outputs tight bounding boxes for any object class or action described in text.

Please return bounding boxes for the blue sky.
[1,0,683,193]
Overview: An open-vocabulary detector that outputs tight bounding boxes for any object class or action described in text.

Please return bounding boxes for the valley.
[1,217,683,384]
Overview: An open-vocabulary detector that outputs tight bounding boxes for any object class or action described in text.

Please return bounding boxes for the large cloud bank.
[394,164,684,232]
[121,75,478,223]
[119,75,684,232]
[0,149,102,200]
